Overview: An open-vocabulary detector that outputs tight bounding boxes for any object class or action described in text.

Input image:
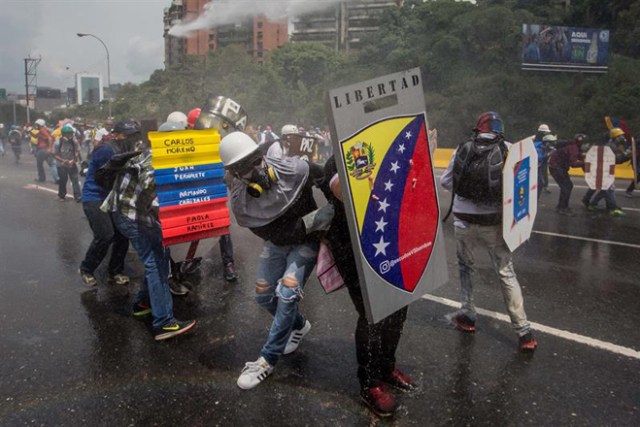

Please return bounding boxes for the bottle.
[586,33,598,64]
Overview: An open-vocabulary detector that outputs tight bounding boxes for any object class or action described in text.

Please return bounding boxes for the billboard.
[327,67,448,323]
[522,24,609,73]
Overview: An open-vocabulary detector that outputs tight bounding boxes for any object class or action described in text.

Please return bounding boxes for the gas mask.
[231,154,278,198]
[111,132,142,154]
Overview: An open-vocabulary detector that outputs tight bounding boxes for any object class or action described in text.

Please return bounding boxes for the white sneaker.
[237,356,274,390]
[283,320,311,355]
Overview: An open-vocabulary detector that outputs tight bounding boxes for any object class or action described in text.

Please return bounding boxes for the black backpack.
[452,138,507,203]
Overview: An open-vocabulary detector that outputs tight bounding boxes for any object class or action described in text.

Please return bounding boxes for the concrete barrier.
[433,148,635,180]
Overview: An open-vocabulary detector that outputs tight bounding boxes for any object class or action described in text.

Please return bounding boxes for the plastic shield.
[327,68,448,323]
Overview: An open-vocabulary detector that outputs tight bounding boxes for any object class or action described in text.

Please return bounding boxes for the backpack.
[452,137,507,204]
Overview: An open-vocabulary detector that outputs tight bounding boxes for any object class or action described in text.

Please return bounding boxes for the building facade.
[291,0,403,52]
[163,0,288,66]
[75,74,103,106]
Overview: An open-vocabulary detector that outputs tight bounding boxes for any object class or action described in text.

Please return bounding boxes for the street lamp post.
[77,33,111,118]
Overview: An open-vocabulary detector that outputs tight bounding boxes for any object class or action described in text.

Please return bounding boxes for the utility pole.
[24,55,41,124]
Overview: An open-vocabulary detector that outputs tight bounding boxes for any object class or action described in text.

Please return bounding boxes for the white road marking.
[532,230,640,249]
[422,294,640,360]
[24,184,74,199]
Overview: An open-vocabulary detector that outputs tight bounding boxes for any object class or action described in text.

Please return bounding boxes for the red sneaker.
[452,313,476,332]
[361,385,397,418]
[383,368,418,392]
[519,332,538,352]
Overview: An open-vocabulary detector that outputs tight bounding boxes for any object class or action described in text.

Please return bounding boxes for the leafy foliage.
[18,0,639,149]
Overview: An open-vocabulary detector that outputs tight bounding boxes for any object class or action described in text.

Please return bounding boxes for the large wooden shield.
[327,68,448,323]
[584,145,615,190]
[503,137,538,252]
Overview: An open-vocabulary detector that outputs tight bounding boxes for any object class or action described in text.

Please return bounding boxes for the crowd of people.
[532,122,637,217]
[1,102,637,419]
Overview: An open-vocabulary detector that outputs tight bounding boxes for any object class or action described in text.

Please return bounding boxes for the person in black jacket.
[219,131,333,390]
[323,156,416,418]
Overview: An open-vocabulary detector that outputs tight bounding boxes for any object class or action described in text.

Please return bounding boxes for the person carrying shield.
[322,155,416,418]
[440,111,538,352]
[218,131,333,390]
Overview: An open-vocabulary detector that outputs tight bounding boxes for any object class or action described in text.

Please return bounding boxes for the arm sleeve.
[440,149,457,191]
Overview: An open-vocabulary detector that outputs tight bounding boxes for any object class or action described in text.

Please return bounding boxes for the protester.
[8,125,22,164]
[549,134,585,216]
[79,124,131,287]
[322,155,415,417]
[53,125,83,202]
[34,119,59,184]
[101,120,196,341]
[219,131,332,389]
[189,100,243,282]
[534,123,553,197]
[625,136,638,198]
[441,111,537,352]
[582,128,629,216]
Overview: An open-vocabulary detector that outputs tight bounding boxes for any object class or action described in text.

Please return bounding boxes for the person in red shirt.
[549,134,585,215]
[34,119,59,183]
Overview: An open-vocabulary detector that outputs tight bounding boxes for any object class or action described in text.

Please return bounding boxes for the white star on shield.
[398,143,406,153]
[375,217,388,232]
[378,198,390,213]
[384,180,394,191]
[405,131,412,139]
[390,161,400,174]
[373,236,390,257]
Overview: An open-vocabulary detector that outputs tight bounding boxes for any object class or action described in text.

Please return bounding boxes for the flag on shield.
[340,114,438,293]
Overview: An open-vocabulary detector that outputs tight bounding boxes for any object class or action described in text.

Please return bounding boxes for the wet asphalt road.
[0,150,639,426]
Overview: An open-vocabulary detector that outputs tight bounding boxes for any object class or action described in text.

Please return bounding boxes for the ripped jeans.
[255,240,319,366]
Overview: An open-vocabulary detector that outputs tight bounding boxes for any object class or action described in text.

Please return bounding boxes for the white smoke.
[168,0,343,38]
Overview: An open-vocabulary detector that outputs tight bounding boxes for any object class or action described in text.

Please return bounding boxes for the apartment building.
[163,0,288,66]
[291,1,403,52]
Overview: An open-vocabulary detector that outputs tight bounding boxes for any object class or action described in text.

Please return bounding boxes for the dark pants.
[339,256,408,389]
[58,164,81,200]
[80,201,129,276]
[36,149,49,182]
[549,167,573,209]
[219,233,234,265]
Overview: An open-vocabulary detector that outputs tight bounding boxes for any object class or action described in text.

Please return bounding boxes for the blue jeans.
[113,212,176,329]
[454,221,531,336]
[255,240,319,366]
[80,201,129,276]
[583,187,618,210]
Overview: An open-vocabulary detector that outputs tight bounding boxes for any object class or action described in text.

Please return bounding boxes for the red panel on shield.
[398,124,437,291]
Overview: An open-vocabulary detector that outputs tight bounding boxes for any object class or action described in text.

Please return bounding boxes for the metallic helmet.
[194,96,248,137]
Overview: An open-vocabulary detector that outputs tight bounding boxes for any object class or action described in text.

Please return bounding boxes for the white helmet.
[537,124,550,133]
[35,118,46,127]
[542,134,557,142]
[166,111,187,126]
[220,131,260,167]
[281,124,298,136]
[158,121,186,132]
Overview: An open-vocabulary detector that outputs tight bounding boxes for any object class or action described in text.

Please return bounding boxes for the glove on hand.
[302,203,335,234]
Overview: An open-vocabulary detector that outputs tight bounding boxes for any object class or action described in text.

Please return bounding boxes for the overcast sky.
[0,0,166,93]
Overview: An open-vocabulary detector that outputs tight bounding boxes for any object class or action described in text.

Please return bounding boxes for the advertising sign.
[584,145,616,190]
[327,67,448,323]
[149,129,231,246]
[522,24,609,73]
[502,137,538,252]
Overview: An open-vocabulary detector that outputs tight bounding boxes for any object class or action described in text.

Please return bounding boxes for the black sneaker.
[361,385,397,418]
[132,302,152,318]
[224,262,238,282]
[169,279,190,296]
[451,313,476,332]
[153,320,196,341]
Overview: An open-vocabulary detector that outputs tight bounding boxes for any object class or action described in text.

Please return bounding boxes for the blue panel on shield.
[513,157,530,222]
